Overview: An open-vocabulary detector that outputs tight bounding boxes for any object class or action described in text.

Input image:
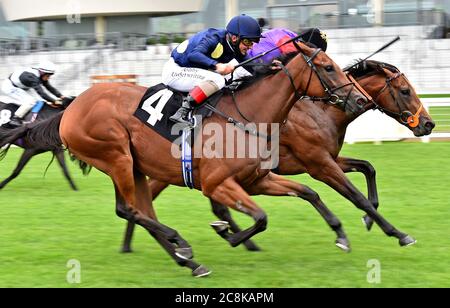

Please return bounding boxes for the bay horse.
[121,60,435,253]
[0,97,77,190]
[0,43,375,276]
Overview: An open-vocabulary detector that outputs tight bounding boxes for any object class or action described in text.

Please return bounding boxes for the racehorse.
[0,97,77,190]
[120,60,435,253]
[0,43,374,276]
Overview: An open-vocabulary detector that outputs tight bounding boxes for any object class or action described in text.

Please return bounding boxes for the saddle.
[134,83,226,189]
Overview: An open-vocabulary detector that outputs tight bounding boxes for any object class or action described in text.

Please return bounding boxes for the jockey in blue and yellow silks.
[162,14,263,125]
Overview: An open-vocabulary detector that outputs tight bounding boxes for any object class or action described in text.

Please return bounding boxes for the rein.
[216,49,323,138]
[203,47,368,139]
[203,103,272,142]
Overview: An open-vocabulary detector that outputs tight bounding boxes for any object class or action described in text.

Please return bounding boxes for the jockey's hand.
[215,63,235,75]
[270,60,282,71]
[49,99,63,108]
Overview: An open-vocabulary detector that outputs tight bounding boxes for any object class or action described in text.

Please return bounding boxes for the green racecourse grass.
[0,142,449,288]
[429,106,450,133]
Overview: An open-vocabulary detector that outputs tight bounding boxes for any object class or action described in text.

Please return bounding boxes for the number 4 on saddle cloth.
[134,83,223,189]
[134,83,223,142]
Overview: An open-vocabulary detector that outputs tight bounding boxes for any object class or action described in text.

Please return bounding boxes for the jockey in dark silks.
[162,14,263,126]
[1,60,66,127]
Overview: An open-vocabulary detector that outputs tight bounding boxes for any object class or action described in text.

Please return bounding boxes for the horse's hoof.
[243,240,261,252]
[335,238,351,253]
[210,221,229,233]
[399,235,417,247]
[121,247,133,253]
[362,216,374,231]
[175,247,193,260]
[192,265,211,278]
[229,238,241,248]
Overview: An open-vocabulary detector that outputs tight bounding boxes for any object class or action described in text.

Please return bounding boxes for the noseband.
[371,72,423,128]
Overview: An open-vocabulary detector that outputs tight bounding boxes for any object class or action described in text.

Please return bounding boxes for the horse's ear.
[371,62,385,74]
[362,60,367,71]
[379,66,394,78]
[365,60,379,72]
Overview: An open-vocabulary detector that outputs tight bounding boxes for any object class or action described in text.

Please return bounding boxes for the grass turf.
[0,142,449,287]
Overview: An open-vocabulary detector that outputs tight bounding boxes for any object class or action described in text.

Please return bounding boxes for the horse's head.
[286,42,371,113]
[346,60,435,137]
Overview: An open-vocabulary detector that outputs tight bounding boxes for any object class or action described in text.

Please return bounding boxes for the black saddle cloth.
[134,83,222,142]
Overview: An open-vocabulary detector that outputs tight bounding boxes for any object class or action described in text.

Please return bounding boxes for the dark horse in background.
[120,60,435,253]
[0,97,77,190]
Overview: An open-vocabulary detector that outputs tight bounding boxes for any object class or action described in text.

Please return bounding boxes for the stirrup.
[169,105,193,126]
[170,115,194,127]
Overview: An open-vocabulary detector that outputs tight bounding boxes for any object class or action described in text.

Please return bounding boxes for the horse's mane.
[344,59,400,78]
[231,51,300,92]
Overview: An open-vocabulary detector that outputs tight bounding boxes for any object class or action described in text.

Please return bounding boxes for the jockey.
[247,27,328,64]
[1,60,65,127]
[162,14,263,125]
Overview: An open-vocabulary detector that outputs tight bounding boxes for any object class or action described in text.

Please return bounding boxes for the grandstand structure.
[0,0,449,141]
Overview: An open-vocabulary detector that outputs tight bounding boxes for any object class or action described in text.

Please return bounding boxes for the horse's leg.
[246,172,350,252]
[121,179,169,253]
[0,148,43,189]
[53,150,78,191]
[336,157,379,231]
[205,178,268,247]
[121,220,136,253]
[210,200,261,251]
[113,165,209,276]
[308,159,416,246]
[135,174,198,257]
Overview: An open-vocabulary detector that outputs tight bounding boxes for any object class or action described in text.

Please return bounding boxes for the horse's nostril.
[356,97,367,106]
[425,121,435,130]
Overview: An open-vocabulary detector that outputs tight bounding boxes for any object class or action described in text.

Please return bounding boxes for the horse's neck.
[232,61,309,125]
[319,74,382,131]
[39,105,62,119]
[300,99,367,133]
[289,89,375,147]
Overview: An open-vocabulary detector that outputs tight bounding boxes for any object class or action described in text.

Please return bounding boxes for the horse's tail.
[0,112,63,159]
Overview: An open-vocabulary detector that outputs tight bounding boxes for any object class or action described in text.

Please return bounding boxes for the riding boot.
[8,115,23,128]
[169,82,219,125]
[8,103,32,128]
[169,95,195,125]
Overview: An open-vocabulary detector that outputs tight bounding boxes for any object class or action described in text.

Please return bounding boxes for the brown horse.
[0,44,371,276]
[121,60,435,253]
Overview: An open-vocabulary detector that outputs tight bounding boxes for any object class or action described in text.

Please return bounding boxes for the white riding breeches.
[1,79,37,117]
[1,78,36,107]
[162,58,226,92]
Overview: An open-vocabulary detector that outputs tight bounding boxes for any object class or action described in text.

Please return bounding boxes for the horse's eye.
[325,65,334,72]
[401,89,410,96]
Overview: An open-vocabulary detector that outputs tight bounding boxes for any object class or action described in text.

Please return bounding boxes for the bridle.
[276,44,367,113]
[366,70,423,128]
